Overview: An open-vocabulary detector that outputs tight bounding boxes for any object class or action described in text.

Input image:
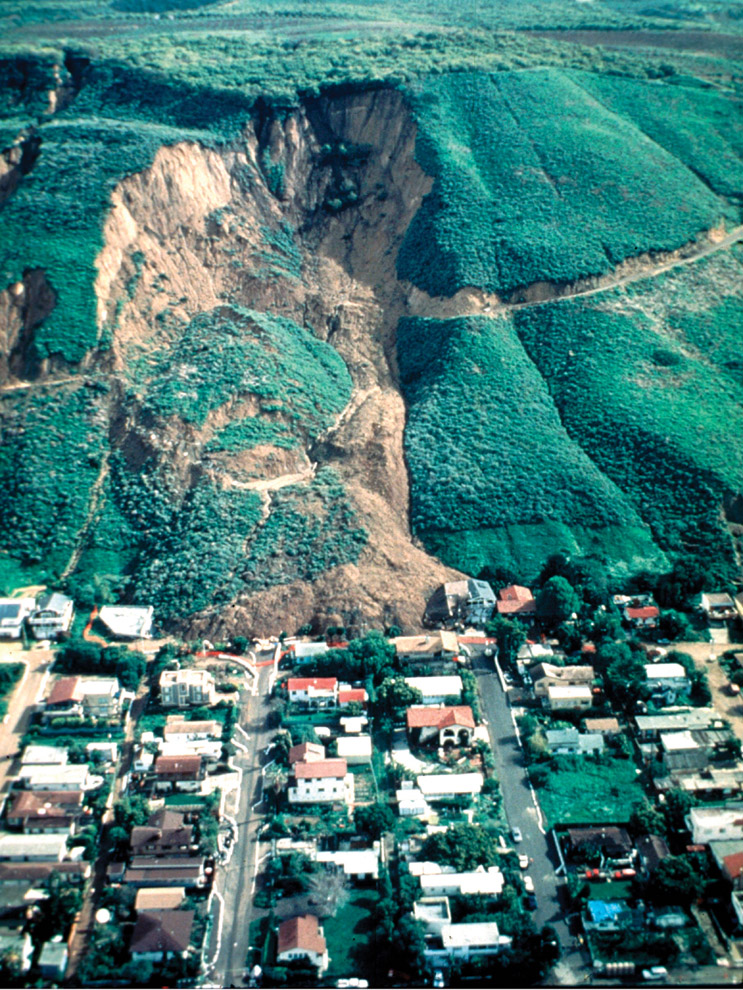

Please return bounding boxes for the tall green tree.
[536,576,580,628]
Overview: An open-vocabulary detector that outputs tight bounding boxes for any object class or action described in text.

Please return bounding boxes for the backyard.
[323,889,379,981]
[534,756,647,829]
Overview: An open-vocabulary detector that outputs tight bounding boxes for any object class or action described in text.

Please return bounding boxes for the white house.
[416,773,483,801]
[0,598,35,639]
[645,663,689,704]
[396,784,431,818]
[28,593,74,640]
[404,676,463,705]
[419,865,504,898]
[688,805,743,844]
[336,735,372,765]
[163,719,222,744]
[19,764,92,792]
[286,677,338,708]
[0,833,68,862]
[159,669,216,708]
[288,759,354,805]
[406,706,476,747]
[700,593,736,624]
[98,605,154,640]
[423,922,511,964]
[21,746,68,767]
[315,847,379,881]
[277,915,328,974]
[546,684,593,712]
[545,728,604,756]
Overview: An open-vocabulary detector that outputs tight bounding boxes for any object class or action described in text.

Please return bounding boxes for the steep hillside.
[1,6,743,633]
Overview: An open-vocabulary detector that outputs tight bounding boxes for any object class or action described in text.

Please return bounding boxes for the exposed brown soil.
[92,88,461,638]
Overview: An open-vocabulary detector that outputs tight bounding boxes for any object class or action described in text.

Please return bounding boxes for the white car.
[512,826,523,842]
[641,967,668,982]
[518,854,529,870]
[432,973,445,989]
[523,875,535,893]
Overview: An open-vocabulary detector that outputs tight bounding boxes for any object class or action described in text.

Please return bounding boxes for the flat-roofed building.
[416,773,483,800]
[404,676,463,705]
[159,669,216,708]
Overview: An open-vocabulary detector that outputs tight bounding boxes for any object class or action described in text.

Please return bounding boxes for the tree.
[606,649,647,712]
[662,789,694,837]
[113,795,150,833]
[659,609,692,642]
[345,631,397,684]
[629,799,666,839]
[589,608,622,644]
[30,872,83,942]
[307,869,349,914]
[484,615,525,666]
[375,677,422,724]
[646,855,701,906]
[354,802,396,839]
[421,824,498,872]
[536,576,580,628]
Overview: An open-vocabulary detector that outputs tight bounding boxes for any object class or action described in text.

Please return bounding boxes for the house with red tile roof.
[277,915,328,973]
[287,677,338,708]
[406,706,476,747]
[495,585,536,617]
[288,759,354,806]
[338,685,368,708]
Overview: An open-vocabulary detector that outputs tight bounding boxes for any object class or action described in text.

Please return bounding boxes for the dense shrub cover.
[398,69,737,297]
[397,313,663,579]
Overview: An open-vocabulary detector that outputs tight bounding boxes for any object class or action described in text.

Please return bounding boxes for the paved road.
[471,652,589,985]
[0,642,55,796]
[208,663,274,988]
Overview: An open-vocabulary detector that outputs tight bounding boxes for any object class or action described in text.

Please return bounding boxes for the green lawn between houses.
[535,757,646,829]
[323,890,379,981]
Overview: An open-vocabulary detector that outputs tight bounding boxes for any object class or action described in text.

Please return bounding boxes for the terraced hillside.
[0,0,742,633]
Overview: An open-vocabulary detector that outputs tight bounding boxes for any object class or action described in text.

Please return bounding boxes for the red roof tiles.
[406,706,476,730]
[277,915,326,957]
[287,677,337,693]
[293,759,347,779]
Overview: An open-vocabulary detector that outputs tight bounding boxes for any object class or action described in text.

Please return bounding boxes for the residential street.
[0,643,54,794]
[207,662,274,988]
[471,652,589,985]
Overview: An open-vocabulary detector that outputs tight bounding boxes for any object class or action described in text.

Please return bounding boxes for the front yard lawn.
[534,756,646,828]
[323,889,379,980]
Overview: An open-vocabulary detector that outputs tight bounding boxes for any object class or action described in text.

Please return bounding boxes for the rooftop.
[294,759,348,780]
[406,706,475,730]
[130,909,194,955]
[277,914,326,956]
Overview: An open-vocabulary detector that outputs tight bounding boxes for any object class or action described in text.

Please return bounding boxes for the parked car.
[432,973,445,989]
[641,966,668,982]
[518,854,529,870]
[512,826,523,842]
[523,875,535,893]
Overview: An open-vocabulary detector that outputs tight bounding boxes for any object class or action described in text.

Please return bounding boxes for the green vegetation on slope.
[0,384,107,577]
[397,314,664,581]
[398,68,738,298]
[137,305,351,439]
[513,247,743,582]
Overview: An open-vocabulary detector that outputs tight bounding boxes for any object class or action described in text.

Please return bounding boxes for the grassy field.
[535,757,646,829]
[323,889,379,981]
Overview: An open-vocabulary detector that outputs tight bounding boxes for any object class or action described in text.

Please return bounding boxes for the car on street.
[432,972,445,988]
[523,875,534,893]
[512,826,523,842]
[518,854,529,870]
[641,966,668,982]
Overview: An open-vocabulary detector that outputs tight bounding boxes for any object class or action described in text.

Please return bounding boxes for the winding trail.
[408,223,743,321]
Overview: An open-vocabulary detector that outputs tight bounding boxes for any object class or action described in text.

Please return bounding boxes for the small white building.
[546,684,593,712]
[286,641,330,660]
[0,598,35,639]
[288,759,354,805]
[98,605,154,640]
[336,735,372,765]
[404,676,463,705]
[159,668,216,708]
[286,677,338,708]
[545,728,604,756]
[80,678,122,719]
[163,719,222,743]
[419,865,504,898]
[315,847,379,881]
[19,764,92,792]
[424,922,511,964]
[416,773,483,801]
[645,663,690,704]
[396,784,431,818]
[0,832,68,862]
[688,805,743,844]
[21,746,68,767]
[28,593,74,641]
